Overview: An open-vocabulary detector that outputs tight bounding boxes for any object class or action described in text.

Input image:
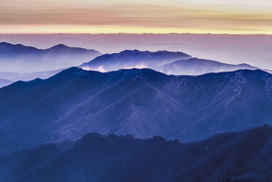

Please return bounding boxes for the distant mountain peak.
[0,42,12,46]
[0,42,35,48]
[79,50,267,75]
[48,44,69,50]
[80,49,191,72]
[117,49,189,56]
[0,42,101,73]
[119,49,141,53]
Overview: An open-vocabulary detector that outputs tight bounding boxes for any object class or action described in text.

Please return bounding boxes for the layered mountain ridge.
[0,43,265,86]
[80,49,259,75]
[0,67,272,154]
[0,42,101,73]
[1,41,272,181]
[1,125,272,182]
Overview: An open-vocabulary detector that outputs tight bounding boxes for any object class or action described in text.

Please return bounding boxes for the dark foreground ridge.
[0,125,272,182]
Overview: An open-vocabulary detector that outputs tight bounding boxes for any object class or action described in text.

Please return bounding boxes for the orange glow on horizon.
[0,2,272,35]
[0,25,272,35]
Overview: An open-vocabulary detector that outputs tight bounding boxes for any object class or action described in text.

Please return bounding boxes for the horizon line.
[1,33,272,36]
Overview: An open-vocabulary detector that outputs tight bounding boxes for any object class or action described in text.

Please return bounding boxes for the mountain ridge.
[0,67,272,154]
[0,42,101,73]
[80,49,260,75]
[0,125,272,182]
[80,49,191,71]
[0,42,99,53]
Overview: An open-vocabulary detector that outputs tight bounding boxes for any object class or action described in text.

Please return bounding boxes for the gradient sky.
[0,0,272,34]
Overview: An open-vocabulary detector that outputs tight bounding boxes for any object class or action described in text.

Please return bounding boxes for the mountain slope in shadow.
[0,68,272,154]
[0,125,272,182]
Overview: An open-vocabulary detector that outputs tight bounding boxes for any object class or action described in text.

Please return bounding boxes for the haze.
[1,33,272,70]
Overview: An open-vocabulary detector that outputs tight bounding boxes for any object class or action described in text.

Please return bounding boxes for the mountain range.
[0,125,271,182]
[80,50,259,75]
[0,67,272,154]
[1,42,272,181]
[80,49,191,70]
[0,44,264,86]
[0,42,101,73]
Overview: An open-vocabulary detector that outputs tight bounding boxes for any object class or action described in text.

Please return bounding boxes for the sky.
[1,0,272,34]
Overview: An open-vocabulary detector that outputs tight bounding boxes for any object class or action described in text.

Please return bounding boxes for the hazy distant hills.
[161,58,258,75]
[80,50,258,75]
[0,67,272,154]
[0,43,262,85]
[0,78,12,88]
[0,69,63,82]
[0,42,101,73]
[1,125,272,182]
